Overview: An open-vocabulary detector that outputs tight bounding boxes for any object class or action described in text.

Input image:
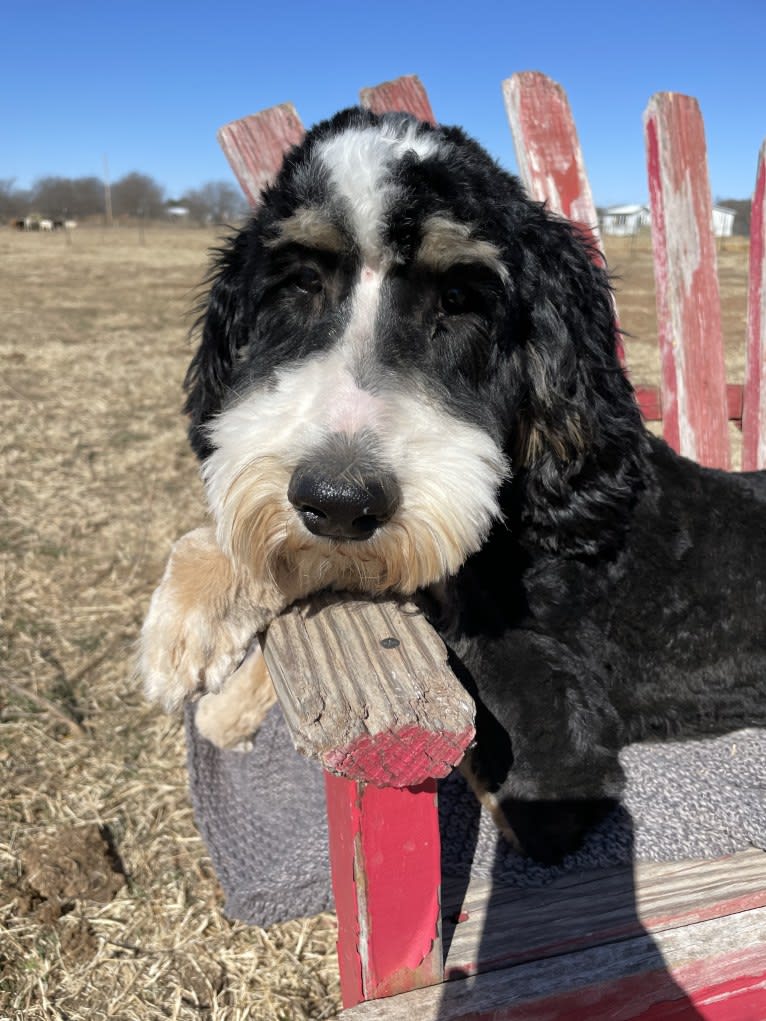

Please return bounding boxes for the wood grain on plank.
[441,848,766,978]
[260,593,475,787]
[344,903,766,1019]
[359,75,436,124]
[217,103,305,208]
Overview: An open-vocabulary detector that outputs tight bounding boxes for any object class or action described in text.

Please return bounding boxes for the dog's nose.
[288,465,399,540]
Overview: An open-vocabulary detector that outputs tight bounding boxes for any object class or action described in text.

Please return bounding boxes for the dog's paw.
[139,527,280,711]
[194,645,277,749]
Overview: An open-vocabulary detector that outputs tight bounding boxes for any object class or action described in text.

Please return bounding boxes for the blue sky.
[4,0,765,206]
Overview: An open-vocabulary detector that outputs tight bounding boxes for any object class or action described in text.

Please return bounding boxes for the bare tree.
[0,179,31,220]
[181,181,249,225]
[31,176,104,219]
[111,172,165,218]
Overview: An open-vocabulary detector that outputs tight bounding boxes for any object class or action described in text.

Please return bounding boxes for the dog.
[140,107,766,863]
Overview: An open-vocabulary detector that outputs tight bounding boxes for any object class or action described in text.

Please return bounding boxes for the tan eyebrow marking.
[416,215,509,281]
[267,208,346,252]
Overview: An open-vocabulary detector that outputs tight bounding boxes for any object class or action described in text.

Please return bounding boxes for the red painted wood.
[359,75,436,124]
[496,972,766,1021]
[636,385,663,422]
[502,72,600,235]
[325,771,365,1008]
[217,103,305,208]
[743,140,766,470]
[644,93,730,469]
[452,946,766,1021]
[502,71,623,364]
[322,722,474,787]
[636,385,741,426]
[325,773,443,1008]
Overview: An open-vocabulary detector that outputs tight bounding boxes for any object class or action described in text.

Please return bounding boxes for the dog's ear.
[508,208,647,554]
[184,228,253,459]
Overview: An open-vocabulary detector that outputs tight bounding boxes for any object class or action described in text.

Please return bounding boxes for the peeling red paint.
[325,775,443,1008]
[743,142,766,470]
[322,724,475,787]
[644,93,730,470]
[359,75,436,125]
[217,105,305,209]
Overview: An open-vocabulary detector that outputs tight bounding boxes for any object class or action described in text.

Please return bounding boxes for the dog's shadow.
[436,793,704,1019]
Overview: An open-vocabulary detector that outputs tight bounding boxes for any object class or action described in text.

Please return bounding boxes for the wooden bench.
[216,74,766,1017]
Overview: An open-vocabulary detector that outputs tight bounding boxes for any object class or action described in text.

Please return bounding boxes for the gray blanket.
[185,704,766,927]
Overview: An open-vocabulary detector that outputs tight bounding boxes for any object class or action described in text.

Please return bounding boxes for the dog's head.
[186,107,645,596]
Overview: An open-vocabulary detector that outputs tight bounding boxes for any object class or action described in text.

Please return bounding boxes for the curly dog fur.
[141,107,766,863]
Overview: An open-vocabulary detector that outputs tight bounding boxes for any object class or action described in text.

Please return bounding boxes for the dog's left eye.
[293,266,323,294]
[441,285,467,315]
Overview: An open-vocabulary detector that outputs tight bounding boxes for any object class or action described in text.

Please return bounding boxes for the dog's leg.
[465,636,625,864]
[194,643,276,749]
[139,525,287,712]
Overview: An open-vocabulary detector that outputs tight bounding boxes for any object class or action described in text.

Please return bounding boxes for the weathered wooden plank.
[636,384,743,425]
[327,773,443,1007]
[502,72,600,236]
[441,848,766,978]
[344,905,766,1019]
[644,93,730,469]
[260,594,475,787]
[217,102,305,208]
[743,139,766,470]
[359,75,436,124]
[502,71,624,367]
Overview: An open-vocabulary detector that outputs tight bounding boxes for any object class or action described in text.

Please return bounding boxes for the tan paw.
[194,645,277,749]
[139,527,283,711]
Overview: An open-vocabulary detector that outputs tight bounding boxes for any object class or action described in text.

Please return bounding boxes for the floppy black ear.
[508,207,648,555]
[184,227,253,460]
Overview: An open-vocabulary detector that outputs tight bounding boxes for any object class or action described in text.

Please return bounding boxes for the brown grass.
[0,226,339,1020]
[0,225,750,1020]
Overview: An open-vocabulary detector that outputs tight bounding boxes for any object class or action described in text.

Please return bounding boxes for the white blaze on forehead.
[330,264,386,433]
[316,122,440,259]
[340,263,385,355]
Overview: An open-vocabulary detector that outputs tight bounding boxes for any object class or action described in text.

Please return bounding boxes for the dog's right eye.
[292,266,323,295]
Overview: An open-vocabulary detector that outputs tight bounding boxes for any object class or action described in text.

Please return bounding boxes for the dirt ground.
[0,225,751,1020]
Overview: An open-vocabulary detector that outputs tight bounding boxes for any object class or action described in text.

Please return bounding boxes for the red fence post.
[359,75,436,124]
[502,72,600,237]
[502,71,626,370]
[326,775,443,1007]
[217,103,305,208]
[643,93,730,469]
[743,140,766,471]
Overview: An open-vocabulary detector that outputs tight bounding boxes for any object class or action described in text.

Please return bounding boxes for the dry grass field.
[0,225,750,1020]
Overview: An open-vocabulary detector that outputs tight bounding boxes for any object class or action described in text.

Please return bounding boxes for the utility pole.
[103,154,113,227]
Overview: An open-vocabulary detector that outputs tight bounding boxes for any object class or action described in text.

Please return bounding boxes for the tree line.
[0,173,249,225]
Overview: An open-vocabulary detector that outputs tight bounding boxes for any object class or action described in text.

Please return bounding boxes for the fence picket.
[643,93,730,469]
[743,141,766,470]
[359,75,436,124]
[217,103,305,208]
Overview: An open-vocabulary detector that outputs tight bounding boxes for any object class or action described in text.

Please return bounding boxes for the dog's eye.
[441,285,467,315]
[293,266,323,294]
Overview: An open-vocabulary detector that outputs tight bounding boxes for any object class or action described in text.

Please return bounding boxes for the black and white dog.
[141,107,766,862]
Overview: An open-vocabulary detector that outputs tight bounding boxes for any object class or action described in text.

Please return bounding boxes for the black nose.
[288,465,400,541]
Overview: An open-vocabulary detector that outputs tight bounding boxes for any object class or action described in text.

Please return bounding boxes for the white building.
[601,203,737,238]
[711,205,735,238]
[600,204,651,236]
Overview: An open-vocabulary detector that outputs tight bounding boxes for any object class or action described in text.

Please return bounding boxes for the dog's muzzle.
[288,437,400,542]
